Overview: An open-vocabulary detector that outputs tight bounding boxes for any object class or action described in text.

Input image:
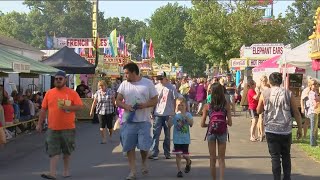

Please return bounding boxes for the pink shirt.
[247,89,258,110]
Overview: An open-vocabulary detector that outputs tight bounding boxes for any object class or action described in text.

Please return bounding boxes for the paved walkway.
[0,111,320,180]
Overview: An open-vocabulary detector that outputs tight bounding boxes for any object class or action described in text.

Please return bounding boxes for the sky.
[0,1,294,21]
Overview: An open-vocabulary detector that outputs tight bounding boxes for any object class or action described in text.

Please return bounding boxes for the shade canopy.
[42,46,95,74]
[279,41,312,68]
[0,47,59,74]
[253,55,305,74]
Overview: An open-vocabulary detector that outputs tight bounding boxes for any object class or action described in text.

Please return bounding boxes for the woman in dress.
[90,80,116,144]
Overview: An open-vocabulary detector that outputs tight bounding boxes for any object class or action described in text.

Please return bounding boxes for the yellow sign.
[160,64,171,72]
[309,7,320,59]
[229,58,247,68]
[92,0,98,50]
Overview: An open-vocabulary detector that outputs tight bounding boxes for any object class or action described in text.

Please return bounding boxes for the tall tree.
[0,11,32,44]
[23,0,93,48]
[148,2,205,74]
[185,0,288,65]
[284,0,320,47]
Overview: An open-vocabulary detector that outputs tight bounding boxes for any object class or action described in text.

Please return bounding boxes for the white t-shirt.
[28,100,35,116]
[154,82,178,116]
[117,77,158,122]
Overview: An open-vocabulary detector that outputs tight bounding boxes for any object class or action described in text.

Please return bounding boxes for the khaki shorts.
[46,129,76,157]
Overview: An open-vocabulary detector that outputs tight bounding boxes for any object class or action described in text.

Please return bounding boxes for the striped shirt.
[94,89,115,115]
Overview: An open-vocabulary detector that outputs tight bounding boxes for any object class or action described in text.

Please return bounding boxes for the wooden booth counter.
[76,98,94,120]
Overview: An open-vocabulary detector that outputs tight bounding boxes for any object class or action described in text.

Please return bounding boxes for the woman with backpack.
[201,82,232,180]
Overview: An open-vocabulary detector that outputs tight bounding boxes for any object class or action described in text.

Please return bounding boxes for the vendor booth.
[309,7,320,77]
[252,55,305,107]
[229,43,291,85]
[0,47,60,93]
[42,46,96,120]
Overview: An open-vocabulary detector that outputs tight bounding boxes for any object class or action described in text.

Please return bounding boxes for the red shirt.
[3,104,14,122]
[247,89,258,110]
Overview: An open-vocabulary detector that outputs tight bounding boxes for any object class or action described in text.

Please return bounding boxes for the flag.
[141,39,147,59]
[45,32,53,49]
[118,33,121,50]
[124,43,128,56]
[89,48,93,57]
[74,48,80,54]
[148,38,155,58]
[119,35,125,53]
[80,48,86,56]
[109,29,118,57]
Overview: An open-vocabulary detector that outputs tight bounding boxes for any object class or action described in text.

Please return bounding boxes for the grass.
[292,128,320,162]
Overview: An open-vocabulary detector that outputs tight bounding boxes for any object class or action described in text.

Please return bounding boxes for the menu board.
[288,74,303,88]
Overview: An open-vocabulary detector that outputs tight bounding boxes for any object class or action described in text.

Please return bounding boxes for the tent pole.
[19,73,21,94]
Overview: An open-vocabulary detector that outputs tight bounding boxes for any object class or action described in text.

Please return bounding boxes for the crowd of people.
[0,85,45,140]
[1,62,319,180]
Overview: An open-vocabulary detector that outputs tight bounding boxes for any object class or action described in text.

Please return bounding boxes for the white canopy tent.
[279,41,311,68]
[279,40,316,78]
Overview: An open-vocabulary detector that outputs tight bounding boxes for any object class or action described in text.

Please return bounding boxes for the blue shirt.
[172,112,193,144]
[13,103,20,120]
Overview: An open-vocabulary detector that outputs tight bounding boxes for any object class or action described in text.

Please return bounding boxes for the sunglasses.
[55,77,64,81]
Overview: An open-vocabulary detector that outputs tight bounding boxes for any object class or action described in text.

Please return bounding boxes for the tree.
[0,11,33,44]
[185,0,288,65]
[23,0,93,48]
[284,0,320,47]
[148,2,205,74]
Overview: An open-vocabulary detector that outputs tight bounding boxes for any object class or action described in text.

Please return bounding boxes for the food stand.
[132,59,153,76]
[252,54,305,107]
[309,7,320,76]
[229,43,291,84]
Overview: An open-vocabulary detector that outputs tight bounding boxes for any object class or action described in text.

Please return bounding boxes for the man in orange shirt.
[36,71,83,180]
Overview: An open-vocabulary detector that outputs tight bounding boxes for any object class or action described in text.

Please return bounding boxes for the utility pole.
[92,0,99,68]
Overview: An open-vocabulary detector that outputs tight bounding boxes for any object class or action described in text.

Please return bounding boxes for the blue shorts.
[207,133,228,143]
[120,121,152,152]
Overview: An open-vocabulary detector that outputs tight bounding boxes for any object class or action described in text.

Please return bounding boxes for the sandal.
[41,174,56,180]
[126,173,136,180]
[250,138,257,142]
[142,166,149,175]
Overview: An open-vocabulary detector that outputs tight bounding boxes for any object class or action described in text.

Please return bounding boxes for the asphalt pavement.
[0,110,320,180]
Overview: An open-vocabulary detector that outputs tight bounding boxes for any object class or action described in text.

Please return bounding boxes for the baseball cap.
[156,71,167,80]
[55,71,66,78]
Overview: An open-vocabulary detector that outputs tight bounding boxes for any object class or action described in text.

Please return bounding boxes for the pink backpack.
[205,104,227,140]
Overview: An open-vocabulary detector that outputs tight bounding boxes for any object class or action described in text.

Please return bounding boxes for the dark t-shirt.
[76,84,90,98]
[20,100,30,116]
[225,81,236,95]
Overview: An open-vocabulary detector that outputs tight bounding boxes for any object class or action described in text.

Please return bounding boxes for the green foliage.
[284,0,320,48]
[148,2,206,75]
[185,1,288,65]
[0,11,32,44]
[0,0,148,54]
[292,128,320,162]
[3,0,318,76]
